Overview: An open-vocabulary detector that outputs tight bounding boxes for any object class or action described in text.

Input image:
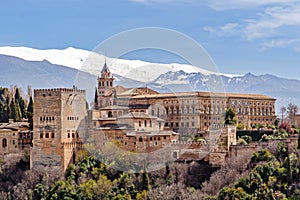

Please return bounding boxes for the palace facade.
[30,61,277,171]
[97,61,276,133]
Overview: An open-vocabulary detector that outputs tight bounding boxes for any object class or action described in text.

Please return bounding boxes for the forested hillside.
[1,140,300,200]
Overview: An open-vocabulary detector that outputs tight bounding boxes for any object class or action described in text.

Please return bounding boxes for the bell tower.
[97,59,114,108]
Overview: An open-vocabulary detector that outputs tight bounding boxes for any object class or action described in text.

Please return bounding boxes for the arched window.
[2,138,7,148]
[139,121,141,127]
[108,111,113,118]
[144,120,147,127]
[139,136,143,142]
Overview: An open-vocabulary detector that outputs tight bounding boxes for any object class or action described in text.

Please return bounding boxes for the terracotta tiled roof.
[128,91,274,100]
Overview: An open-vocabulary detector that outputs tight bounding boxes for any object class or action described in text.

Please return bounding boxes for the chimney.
[9,119,14,123]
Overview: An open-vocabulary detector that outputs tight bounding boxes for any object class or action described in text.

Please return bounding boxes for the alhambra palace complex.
[1,61,298,172]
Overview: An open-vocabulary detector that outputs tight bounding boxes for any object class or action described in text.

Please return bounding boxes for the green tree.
[241,135,252,144]
[94,87,98,109]
[224,108,237,125]
[0,88,11,122]
[9,98,22,122]
[14,88,26,119]
[27,96,33,129]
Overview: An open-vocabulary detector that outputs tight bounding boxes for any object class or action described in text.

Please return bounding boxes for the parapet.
[34,88,86,95]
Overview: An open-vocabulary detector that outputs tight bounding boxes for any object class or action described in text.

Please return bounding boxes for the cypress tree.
[9,98,22,122]
[5,96,11,122]
[27,96,34,129]
[94,88,98,109]
[9,98,16,122]
[14,88,26,119]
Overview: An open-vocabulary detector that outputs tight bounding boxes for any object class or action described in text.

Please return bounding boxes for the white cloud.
[129,0,298,9]
[204,2,300,51]
[244,5,300,40]
[203,23,240,37]
[262,39,300,48]
[205,0,298,10]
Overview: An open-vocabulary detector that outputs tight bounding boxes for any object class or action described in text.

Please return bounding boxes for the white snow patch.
[0,46,242,82]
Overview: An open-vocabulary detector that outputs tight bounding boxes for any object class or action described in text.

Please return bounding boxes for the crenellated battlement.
[34,88,86,95]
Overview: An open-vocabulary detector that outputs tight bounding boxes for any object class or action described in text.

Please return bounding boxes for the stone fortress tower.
[31,88,87,171]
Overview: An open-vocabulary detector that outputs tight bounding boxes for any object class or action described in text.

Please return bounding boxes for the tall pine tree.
[9,98,22,122]
[0,88,11,122]
[94,87,98,109]
[27,96,34,129]
[14,88,26,119]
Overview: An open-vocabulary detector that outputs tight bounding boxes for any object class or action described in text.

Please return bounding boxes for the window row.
[67,130,79,138]
[164,106,196,115]
[67,116,79,120]
[165,122,195,128]
[40,132,55,139]
[40,116,55,121]
[99,81,113,87]
[138,120,152,127]
[1,138,17,148]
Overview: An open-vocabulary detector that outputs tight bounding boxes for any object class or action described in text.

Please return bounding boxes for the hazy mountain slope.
[1,49,300,113]
[0,54,142,100]
[151,70,300,111]
[0,46,240,83]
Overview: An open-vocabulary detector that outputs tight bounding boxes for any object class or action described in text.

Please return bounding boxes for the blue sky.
[1,0,300,79]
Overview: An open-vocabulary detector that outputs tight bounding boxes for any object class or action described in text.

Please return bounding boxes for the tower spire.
[101,55,110,74]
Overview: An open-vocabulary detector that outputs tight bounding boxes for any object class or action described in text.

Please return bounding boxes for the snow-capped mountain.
[0,46,300,114]
[0,46,240,83]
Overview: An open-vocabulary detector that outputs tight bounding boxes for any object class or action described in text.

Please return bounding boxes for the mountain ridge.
[1,47,300,114]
